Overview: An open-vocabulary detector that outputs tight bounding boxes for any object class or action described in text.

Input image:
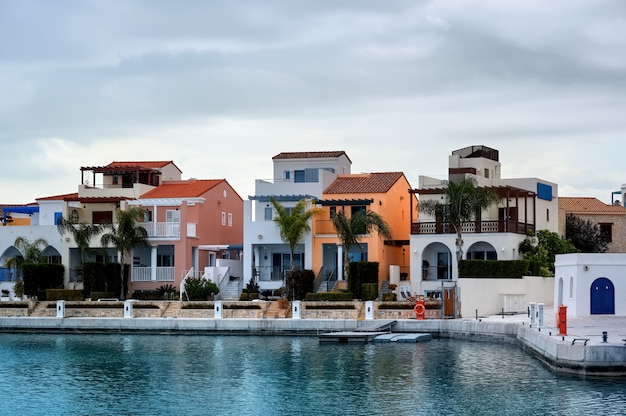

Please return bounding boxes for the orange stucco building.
[312,172,417,289]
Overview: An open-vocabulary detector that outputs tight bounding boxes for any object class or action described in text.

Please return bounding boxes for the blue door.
[590,277,615,315]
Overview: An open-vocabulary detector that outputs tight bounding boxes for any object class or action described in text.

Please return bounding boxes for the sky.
[1,0,626,205]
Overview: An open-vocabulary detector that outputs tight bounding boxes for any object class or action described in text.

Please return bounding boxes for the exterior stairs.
[265,300,290,319]
[162,301,181,318]
[376,281,390,301]
[29,301,56,317]
[218,278,241,301]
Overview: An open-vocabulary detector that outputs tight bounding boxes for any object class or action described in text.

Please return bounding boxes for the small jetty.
[318,320,431,343]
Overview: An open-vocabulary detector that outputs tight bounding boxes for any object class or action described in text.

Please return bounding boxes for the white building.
[243,151,351,293]
[408,146,559,314]
[555,253,626,317]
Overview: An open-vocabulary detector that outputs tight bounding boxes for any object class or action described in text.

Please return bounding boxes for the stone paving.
[478,306,626,347]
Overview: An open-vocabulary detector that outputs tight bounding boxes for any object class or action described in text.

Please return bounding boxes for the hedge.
[46,289,84,301]
[305,292,354,301]
[21,263,65,297]
[348,262,379,300]
[459,260,530,278]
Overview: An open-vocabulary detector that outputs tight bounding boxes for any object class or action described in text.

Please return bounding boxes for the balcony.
[139,222,181,238]
[411,220,534,235]
[131,267,175,282]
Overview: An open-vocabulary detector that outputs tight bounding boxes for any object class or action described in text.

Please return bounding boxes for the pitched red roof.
[272,151,351,163]
[324,172,405,194]
[36,193,79,202]
[107,161,177,170]
[139,179,224,199]
[559,197,626,214]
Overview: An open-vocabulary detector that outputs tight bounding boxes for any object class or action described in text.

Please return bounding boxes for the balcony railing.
[139,222,181,238]
[131,267,175,282]
[253,265,289,282]
[411,220,534,235]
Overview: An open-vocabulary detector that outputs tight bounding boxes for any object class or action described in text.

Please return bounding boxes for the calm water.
[1,334,625,416]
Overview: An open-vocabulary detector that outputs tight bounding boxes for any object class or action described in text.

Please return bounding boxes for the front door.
[444,287,455,318]
[590,277,615,315]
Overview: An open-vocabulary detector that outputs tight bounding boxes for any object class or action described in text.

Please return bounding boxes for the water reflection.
[0,334,625,416]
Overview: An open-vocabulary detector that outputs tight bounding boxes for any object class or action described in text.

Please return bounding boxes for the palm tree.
[419,177,501,267]
[13,236,49,265]
[332,209,392,281]
[270,198,322,270]
[100,208,150,299]
[57,217,105,263]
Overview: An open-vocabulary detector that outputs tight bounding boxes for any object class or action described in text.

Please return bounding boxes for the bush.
[348,262,379,300]
[382,293,397,301]
[459,260,530,278]
[240,292,260,301]
[284,269,315,300]
[22,263,65,296]
[46,289,84,301]
[90,291,116,300]
[305,292,354,301]
[361,283,378,301]
[82,263,123,298]
[184,277,219,301]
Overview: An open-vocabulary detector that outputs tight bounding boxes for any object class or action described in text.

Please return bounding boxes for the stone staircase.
[376,281,390,301]
[265,300,290,318]
[218,278,241,301]
[162,301,181,318]
[29,301,56,317]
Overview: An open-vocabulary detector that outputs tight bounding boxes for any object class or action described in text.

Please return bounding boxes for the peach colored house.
[128,179,243,296]
[312,172,417,291]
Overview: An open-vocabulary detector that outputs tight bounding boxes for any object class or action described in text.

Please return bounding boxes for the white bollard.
[537,303,544,328]
[529,302,536,325]
[214,300,223,319]
[292,300,301,319]
[124,300,134,318]
[365,301,374,320]
[56,300,65,318]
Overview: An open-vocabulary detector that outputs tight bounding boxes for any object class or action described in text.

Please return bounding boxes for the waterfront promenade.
[1,303,625,376]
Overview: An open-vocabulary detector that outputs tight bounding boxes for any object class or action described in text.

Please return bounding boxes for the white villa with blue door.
[555,253,626,317]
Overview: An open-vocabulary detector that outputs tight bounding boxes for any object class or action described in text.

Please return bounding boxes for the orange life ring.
[414,303,425,315]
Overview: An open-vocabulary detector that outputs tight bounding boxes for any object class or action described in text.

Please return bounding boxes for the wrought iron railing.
[411,220,534,235]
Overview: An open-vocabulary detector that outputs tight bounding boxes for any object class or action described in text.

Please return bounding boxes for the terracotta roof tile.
[140,179,224,199]
[324,172,405,194]
[272,151,350,163]
[559,197,626,214]
[36,193,79,201]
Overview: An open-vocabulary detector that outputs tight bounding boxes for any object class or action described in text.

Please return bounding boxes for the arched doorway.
[590,277,615,315]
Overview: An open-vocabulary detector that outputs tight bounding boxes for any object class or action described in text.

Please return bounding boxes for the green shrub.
[348,262,379,299]
[361,283,378,301]
[90,292,116,300]
[45,289,84,301]
[284,269,315,300]
[82,263,123,298]
[459,260,530,278]
[184,277,219,301]
[305,292,354,301]
[131,290,160,300]
[378,302,413,310]
[305,304,355,310]
[181,302,214,309]
[22,263,65,297]
[381,292,397,301]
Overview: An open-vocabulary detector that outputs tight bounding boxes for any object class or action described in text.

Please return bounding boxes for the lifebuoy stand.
[414,300,425,320]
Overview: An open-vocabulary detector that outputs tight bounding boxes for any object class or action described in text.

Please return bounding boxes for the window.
[144,210,152,222]
[484,169,489,179]
[284,170,290,181]
[264,207,273,221]
[222,212,226,226]
[294,168,319,183]
[112,176,119,185]
[546,209,550,222]
[92,211,113,224]
[351,206,367,234]
[329,206,337,219]
[599,223,613,242]
[228,213,233,227]
[166,210,180,223]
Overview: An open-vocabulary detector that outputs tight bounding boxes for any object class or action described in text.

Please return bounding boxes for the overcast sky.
[2,0,626,205]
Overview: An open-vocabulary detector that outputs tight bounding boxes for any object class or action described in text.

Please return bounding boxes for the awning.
[1,206,39,215]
